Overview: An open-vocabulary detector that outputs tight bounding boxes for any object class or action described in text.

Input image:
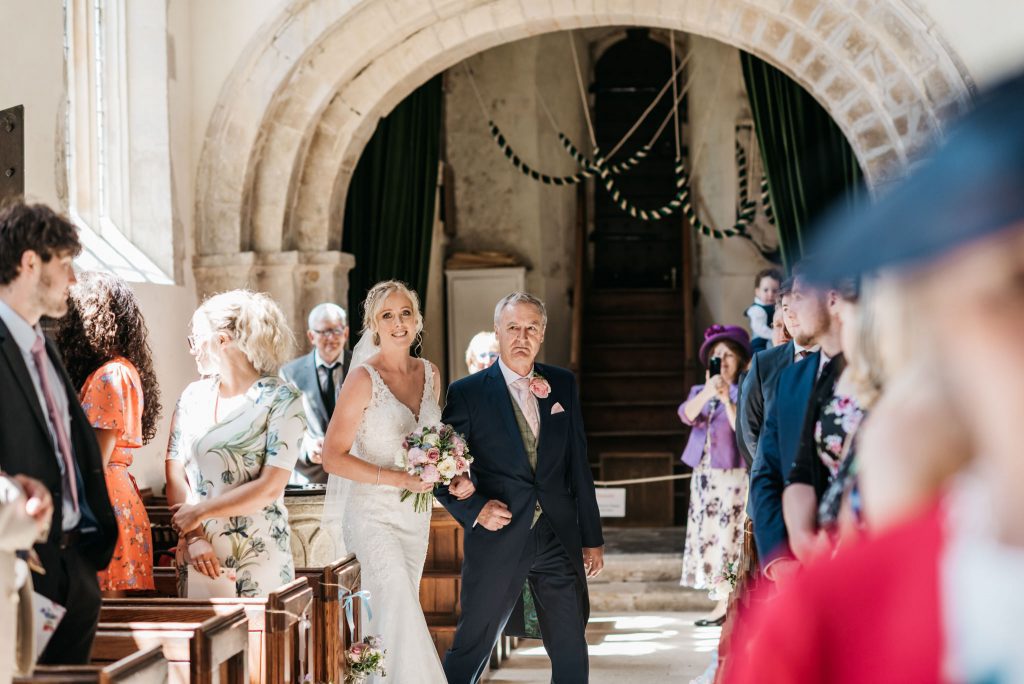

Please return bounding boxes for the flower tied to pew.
[345,635,386,683]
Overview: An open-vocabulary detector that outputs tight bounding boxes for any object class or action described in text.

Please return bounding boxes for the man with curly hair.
[0,201,118,664]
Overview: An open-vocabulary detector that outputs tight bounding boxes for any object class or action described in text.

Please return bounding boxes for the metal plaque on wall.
[0,105,25,204]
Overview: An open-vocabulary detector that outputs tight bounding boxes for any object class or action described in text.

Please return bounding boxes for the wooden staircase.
[580,288,693,526]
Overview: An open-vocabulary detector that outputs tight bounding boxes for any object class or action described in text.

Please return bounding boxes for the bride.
[321,280,475,683]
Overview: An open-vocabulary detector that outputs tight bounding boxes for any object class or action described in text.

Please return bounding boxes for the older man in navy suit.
[436,292,604,684]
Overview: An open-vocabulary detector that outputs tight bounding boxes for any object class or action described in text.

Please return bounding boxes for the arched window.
[64,0,174,283]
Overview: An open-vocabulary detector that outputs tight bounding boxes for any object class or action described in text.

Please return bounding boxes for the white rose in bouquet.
[437,459,457,480]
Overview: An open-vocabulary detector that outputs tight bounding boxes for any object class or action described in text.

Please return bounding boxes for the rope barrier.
[594,473,692,486]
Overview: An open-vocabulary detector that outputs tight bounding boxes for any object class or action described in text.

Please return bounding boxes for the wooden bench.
[15,646,168,683]
[147,555,361,684]
[295,554,362,684]
[104,578,314,684]
[91,606,249,684]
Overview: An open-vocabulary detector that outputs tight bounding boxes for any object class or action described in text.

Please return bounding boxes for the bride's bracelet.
[376,465,381,486]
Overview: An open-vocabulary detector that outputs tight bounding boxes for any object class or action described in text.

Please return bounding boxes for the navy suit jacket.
[436,361,604,584]
[0,319,117,574]
[749,350,819,566]
[737,341,796,466]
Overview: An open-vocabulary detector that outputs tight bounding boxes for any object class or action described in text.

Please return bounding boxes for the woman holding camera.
[678,325,752,626]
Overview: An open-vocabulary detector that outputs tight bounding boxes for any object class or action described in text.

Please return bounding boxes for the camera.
[708,356,722,377]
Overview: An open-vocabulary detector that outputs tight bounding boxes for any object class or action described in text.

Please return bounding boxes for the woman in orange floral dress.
[56,272,162,594]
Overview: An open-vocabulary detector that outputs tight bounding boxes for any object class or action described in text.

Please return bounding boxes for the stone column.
[293,251,357,352]
[253,251,301,341]
[192,252,256,299]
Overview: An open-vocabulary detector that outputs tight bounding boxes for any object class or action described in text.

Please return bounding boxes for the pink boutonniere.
[529,371,551,399]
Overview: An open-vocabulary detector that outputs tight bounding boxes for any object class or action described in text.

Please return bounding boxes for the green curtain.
[740,53,864,268]
[342,75,443,328]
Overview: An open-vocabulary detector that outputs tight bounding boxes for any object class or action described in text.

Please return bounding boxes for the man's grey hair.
[307,302,348,330]
[493,292,547,328]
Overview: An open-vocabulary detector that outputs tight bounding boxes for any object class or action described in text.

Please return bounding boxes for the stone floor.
[485,612,719,683]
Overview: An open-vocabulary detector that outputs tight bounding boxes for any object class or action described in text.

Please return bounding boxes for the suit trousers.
[34,542,102,664]
[444,516,589,684]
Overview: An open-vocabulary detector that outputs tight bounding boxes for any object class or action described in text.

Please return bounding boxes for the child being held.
[744,268,783,353]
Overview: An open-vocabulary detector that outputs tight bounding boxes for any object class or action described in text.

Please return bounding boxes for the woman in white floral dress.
[166,290,306,597]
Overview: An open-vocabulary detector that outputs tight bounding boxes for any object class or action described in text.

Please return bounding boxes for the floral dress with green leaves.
[166,376,306,597]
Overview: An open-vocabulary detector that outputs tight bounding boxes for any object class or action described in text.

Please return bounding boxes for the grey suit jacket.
[737,341,796,468]
[280,349,350,483]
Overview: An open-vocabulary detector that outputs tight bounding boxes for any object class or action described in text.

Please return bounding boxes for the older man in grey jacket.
[281,303,351,484]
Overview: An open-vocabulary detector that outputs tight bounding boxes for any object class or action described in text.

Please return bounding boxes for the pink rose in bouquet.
[426,447,441,463]
[421,464,440,484]
[408,447,428,466]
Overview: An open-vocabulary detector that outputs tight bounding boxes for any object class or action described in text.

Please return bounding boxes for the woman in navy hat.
[678,325,752,626]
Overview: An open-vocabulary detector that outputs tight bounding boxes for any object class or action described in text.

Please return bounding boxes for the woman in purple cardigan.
[678,325,752,626]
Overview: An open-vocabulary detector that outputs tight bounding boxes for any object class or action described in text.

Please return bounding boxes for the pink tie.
[30,335,79,513]
[513,377,540,438]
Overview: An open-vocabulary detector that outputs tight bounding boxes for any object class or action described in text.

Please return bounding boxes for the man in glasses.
[281,302,351,483]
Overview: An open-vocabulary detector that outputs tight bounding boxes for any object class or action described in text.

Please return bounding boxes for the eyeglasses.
[312,328,346,338]
[187,332,214,351]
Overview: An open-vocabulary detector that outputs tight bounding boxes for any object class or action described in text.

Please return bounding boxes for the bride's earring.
[373,331,380,346]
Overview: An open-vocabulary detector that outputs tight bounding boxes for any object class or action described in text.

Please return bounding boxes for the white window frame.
[64,0,174,284]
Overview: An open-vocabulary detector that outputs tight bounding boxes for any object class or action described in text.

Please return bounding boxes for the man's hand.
[763,557,800,585]
[475,500,512,531]
[583,546,604,578]
[12,474,53,535]
[447,474,475,501]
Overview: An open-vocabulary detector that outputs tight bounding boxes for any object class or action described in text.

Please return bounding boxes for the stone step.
[591,553,683,584]
[586,580,714,612]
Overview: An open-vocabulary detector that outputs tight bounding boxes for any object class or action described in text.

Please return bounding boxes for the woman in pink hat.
[678,325,752,626]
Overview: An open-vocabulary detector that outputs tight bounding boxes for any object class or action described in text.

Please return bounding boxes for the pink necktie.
[513,377,540,438]
[30,335,79,512]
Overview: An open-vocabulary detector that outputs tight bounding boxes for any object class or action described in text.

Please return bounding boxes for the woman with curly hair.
[56,271,162,594]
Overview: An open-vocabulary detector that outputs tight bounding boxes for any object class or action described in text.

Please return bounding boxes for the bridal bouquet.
[398,423,474,512]
[345,635,386,682]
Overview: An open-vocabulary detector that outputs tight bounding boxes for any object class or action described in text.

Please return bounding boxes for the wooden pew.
[91,606,249,684]
[16,646,168,683]
[295,554,362,684]
[422,506,462,659]
[104,578,314,684]
[147,555,362,684]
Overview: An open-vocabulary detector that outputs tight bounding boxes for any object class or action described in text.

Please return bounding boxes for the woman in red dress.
[57,271,162,594]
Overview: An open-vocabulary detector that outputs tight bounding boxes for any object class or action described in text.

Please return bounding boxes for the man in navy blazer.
[436,292,604,684]
[749,268,839,581]
[737,282,811,467]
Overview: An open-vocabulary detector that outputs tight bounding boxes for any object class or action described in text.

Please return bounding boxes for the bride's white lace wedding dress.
[341,358,447,683]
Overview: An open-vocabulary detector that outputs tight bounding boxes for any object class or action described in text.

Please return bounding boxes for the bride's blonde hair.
[361,280,424,346]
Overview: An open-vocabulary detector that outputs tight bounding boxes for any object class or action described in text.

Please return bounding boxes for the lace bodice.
[352,358,442,468]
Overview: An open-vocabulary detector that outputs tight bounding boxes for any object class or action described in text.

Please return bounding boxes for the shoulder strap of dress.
[420,357,433,395]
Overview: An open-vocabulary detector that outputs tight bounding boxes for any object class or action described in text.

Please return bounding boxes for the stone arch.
[193,0,974,325]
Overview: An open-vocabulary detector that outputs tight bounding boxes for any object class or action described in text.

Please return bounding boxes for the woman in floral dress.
[678,325,752,626]
[57,272,162,594]
[165,290,305,597]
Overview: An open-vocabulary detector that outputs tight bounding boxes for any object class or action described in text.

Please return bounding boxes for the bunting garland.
[490,119,774,237]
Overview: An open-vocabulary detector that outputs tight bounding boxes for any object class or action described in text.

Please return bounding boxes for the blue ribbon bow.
[338,586,373,638]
